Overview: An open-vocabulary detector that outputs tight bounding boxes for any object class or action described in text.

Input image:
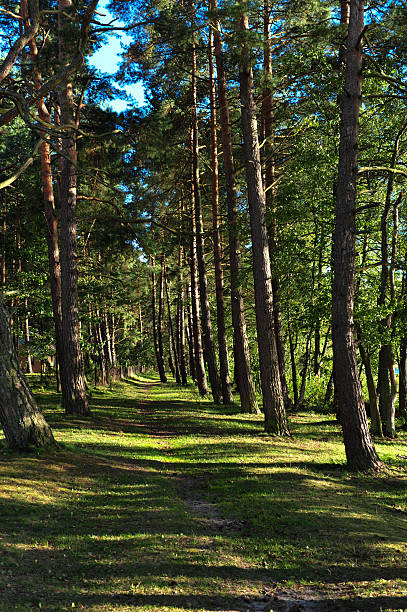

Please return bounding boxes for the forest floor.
[0,375,407,611]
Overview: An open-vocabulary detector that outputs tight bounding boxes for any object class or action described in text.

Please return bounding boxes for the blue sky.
[88,0,146,112]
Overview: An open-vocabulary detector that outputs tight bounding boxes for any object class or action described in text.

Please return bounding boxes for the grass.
[0,374,406,611]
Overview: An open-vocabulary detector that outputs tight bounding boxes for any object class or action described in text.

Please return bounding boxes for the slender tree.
[58,0,89,414]
[191,22,222,404]
[238,9,288,434]
[208,25,233,405]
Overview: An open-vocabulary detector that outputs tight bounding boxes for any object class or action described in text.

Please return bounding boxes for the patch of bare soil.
[178,475,247,533]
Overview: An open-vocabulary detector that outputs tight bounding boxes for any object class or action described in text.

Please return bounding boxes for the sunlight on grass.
[0,375,406,610]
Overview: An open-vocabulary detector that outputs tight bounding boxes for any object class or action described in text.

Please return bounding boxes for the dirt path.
[136,380,337,612]
[3,376,403,611]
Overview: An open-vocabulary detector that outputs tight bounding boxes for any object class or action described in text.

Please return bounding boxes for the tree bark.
[151,257,166,382]
[191,31,222,404]
[158,253,167,380]
[0,300,55,449]
[211,0,259,414]
[209,26,233,405]
[186,294,196,382]
[22,0,65,393]
[287,310,298,406]
[377,344,396,437]
[399,336,407,421]
[164,256,181,384]
[177,245,188,386]
[238,11,288,434]
[189,125,209,398]
[58,0,88,415]
[262,0,291,411]
[355,323,382,436]
[332,0,382,471]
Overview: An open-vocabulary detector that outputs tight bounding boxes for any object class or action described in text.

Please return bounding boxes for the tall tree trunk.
[262,0,291,410]
[191,31,222,404]
[158,253,167,379]
[177,245,188,386]
[332,0,382,471]
[110,313,118,379]
[22,0,64,383]
[377,344,397,437]
[151,257,166,382]
[211,0,259,414]
[297,334,311,409]
[376,131,404,437]
[164,257,181,384]
[399,336,407,421]
[287,310,298,406]
[24,299,33,374]
[189,126,209,398]
[0,300,55,449]
[186,294,196,381]
[58,0,88,415]
[92,306,107,386]
[238,11,288,435]
[209,26,233,405]
[138,303,143,342]
[355,323,382,436]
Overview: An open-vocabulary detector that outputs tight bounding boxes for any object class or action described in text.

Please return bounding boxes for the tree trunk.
[191,33,222,404]
[0,300,55,449]
[297,334,311,409]
[138,303,143,342]
[58,0,88,415]
[211,0,259,414]
[238,11,288,435]
[377,344,396,437]
[262,0,291,411]
[158,252,167,380]
[189,125,209,398]
[186,295,196,381]
[209,26,233,405]
[24,299,33,374]
[151,257,166,382]
[177,245,188,386]
[22,0,65,392]
[164,257,181,384]
[355,323,382,436]
[287,312,298,406]
[332,0,382,472]
[399,336,407,421]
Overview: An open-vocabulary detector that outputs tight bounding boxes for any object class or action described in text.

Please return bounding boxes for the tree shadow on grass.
[1,380,405,610]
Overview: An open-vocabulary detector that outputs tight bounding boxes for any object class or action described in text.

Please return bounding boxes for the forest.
[0,0,407,610]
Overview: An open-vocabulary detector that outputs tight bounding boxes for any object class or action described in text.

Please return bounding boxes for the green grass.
[0,374,406,611]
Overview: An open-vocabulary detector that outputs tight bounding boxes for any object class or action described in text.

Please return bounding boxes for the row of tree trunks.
[211,0,259,414]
